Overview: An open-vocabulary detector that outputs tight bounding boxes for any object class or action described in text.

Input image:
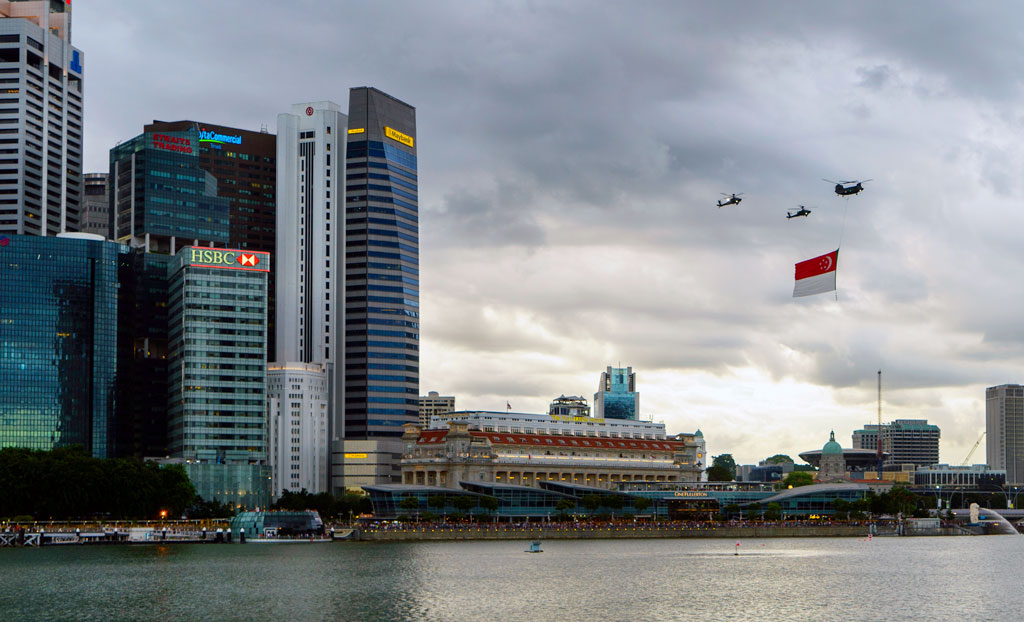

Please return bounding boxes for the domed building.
[817,431,847,481]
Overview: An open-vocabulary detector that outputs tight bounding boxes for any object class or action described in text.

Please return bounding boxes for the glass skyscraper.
[109,128,230,254]
[594,366,639,420]
[343,87,420,440]
[0,233,123,457]
[167,246,271,508]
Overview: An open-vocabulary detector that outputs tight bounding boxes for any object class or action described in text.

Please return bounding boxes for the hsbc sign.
[188,247,270,272]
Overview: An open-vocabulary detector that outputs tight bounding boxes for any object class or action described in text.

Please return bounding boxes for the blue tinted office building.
[0,233,123,457]
[594,366,639,420]
[109,128,230,254]
[343,87,420,440]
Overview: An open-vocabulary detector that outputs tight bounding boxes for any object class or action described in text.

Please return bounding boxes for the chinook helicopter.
[717,193,743,207]
[823,179,871,196]
[786,206,813,219]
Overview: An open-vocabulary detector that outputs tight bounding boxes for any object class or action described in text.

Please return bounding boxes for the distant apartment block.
[419,391,454,427]
[987,384,1024,484]
[852,419,940,467]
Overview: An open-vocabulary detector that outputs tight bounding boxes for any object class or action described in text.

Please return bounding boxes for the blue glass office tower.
[0,233,123,457]
[343,88,419,440]
[332,88,418,490]
[594,366,639,420]
[109,128,230,254]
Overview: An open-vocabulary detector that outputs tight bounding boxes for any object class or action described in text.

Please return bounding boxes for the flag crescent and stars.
[794,249,839,297]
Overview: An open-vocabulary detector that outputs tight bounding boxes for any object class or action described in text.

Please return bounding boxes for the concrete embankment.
[356,525,882,541]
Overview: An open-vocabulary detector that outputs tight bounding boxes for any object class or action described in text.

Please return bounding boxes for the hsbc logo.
[188,247,269,272]
[237,253,260,267]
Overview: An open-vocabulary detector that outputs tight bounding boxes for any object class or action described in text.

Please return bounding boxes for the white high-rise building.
[0,1,83,236]
[987,384,1024,484]
[267,363,329,497]
[275,101,348,475]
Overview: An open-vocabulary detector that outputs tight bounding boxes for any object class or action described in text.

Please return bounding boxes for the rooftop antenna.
[260,123,268,134]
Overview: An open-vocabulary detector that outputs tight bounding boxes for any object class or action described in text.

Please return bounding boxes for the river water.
[1,535,1022,621]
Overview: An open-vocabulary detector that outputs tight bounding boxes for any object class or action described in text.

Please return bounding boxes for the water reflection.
[1,537,1023,621]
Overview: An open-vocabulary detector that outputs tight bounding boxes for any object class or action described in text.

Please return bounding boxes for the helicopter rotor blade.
[822,179,838,184]
[860,179,873,183]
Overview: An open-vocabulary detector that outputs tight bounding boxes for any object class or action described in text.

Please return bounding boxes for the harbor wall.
[355,524,904,541]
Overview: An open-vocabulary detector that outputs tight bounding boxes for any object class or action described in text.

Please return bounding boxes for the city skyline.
[73,2,1024,465]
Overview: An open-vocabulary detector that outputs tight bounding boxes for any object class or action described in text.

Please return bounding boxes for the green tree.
[706,465,733,482]
[886,486,918,516]
[723,503,741,519]
[600,494,625,510]
[744,502,762,520]
[712,454,737,479]
[398,496,420,518]
[186,496,236,520]
[832,498,850,520]
[555,498,577,514]
[427,495,448,517]
[581,494,603,513]
[479,495,499,515]
[763,502,782,521]
[778,471,814,489]
[452,495,476,514]
[764,454,794,465]
[632,497,652,514]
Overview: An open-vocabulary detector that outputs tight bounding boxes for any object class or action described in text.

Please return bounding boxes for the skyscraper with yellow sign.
[333,87,419,492]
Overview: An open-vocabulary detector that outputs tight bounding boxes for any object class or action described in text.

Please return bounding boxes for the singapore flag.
[793,249,838,297]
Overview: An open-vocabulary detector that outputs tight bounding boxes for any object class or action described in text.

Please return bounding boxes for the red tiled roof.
[416,429,682,452]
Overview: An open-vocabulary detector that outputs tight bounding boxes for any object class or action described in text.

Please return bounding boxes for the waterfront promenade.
[3,518,977,546]
[356,520,898,541]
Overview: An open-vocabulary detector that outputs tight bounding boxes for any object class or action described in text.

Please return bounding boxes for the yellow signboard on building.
[344,453,368,459]
[384,126,414,148]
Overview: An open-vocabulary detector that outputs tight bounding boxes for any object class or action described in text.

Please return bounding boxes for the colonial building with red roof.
[401,422,704,489]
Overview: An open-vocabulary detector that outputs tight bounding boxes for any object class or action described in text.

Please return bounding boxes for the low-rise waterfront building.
[364,479,871,521]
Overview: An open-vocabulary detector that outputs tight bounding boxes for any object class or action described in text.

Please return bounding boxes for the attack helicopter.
[823,179,871,196]
[786,206,813,219]
[717,193,743,207]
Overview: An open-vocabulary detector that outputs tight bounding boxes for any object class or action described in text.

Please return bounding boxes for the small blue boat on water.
[525,540,543,553]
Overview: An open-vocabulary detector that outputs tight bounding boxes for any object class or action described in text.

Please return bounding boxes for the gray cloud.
[75,0,1024,464]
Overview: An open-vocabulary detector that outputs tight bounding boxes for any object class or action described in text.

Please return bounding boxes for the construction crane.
[961,432,985,466]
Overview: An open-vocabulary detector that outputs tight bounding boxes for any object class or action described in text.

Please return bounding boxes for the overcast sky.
[76,1,1024,466]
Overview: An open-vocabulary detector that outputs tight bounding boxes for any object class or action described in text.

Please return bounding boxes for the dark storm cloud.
[74,1,1024,462]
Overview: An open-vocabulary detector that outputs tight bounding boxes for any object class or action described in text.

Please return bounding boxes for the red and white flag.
[793,249,838,297]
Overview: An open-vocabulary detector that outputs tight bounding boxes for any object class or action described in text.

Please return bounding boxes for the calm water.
[2,536,1022,621]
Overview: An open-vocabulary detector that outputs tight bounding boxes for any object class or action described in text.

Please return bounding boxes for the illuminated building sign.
[673,491,710,498]
[199,129,242,145]
[384,126,414,148]
[188,247,270,272]
[344,453,368,459]
[70,50,82,74]
[151,133,193,155]
[347,128,365,134]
